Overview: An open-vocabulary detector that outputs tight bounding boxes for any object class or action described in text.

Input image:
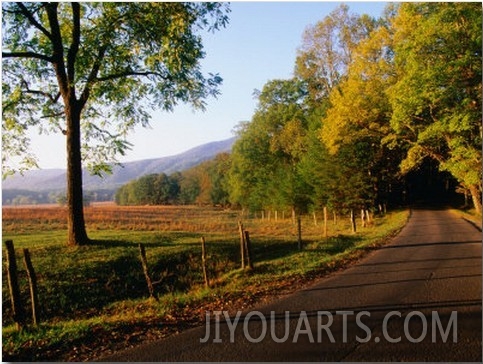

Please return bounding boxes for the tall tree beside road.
[2,2,230,245]
[229,79,311,214]
[295,4,376,105]
[387,2,482,213]
[319,20,402,209]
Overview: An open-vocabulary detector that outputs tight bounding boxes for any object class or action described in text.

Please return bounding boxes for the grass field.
[2,203,409,361]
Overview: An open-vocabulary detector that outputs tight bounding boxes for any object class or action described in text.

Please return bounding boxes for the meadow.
[2,203,409,361]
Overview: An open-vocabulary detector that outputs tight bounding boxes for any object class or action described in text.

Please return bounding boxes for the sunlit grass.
[449,207,482,229]
[2,204,409,360]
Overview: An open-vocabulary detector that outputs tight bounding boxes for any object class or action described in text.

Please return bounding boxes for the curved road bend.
[102,208,481,362]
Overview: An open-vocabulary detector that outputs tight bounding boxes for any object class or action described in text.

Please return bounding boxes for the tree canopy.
[2,2,229,175]
[229,79,312,214]
[2,2,230,245]
[387,2,482,212]
[229,3,481,215]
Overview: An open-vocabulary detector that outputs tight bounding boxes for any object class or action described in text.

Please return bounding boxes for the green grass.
[2,206,409,361]
[449,207,482,230]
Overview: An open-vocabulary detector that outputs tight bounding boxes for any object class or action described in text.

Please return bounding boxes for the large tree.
[387,3,482,213]
[295,4,376,105]
[319,20,402,209]
[229,79,311,215]
[295,5,385,212]
[2,2,230,245]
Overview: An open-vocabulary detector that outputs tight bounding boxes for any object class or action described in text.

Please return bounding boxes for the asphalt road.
[102,208,482,362]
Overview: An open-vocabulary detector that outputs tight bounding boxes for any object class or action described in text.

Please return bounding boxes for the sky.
[24,2,388,170]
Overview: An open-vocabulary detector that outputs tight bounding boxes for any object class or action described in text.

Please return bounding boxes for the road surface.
[103,208,481,361]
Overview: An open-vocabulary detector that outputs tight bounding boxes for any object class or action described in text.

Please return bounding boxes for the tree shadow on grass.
[34,253,148,321]
[3,244,204,325]
[2,233,367,327]
[249,235,362,264]
[87,237,175,249]
[316,235,363,255]
[251,239,306,262]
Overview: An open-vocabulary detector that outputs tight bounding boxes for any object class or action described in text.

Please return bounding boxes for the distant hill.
[2,137,236,193]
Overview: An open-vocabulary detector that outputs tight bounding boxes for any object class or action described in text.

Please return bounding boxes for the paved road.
[103,208,481,361]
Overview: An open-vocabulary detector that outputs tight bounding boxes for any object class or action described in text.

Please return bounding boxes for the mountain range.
[2,137,236,192]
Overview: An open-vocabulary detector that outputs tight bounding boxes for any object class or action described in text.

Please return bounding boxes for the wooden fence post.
[323,206,328,238]
[238,220,246,269]
[201,237,209,288]
[23,248,39,326]
[5,240,26,329]
[350,210,357,233]
[297,216,302,250]
[361,208,366,228]
[244,231,254,270]
[365,209,371,225]
[138,243,155,299]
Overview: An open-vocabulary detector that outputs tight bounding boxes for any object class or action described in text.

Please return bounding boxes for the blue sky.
[28,2,388,169]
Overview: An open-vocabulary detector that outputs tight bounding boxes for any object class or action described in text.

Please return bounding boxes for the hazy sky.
[24,2,388,170]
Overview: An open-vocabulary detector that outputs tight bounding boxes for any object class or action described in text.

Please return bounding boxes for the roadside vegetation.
[450,207,482,231]
[2,2,479,361]
[113,2,481,218]
[3,204,408,361]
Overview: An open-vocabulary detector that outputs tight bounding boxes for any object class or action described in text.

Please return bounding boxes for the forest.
[116,3,482,215]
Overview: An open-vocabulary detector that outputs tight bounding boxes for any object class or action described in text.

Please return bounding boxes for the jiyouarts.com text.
[200,310,458,344]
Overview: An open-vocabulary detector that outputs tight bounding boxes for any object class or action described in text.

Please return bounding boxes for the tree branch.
[2,51,53,63]
[45,3,69,98]
[19,76,60,104]
[16,3,52,40]
[78,9,131,108]
[79,44,108,108]
[95,70,167,82]
[421,146,445,164]
[40,112,65,120]
[24,89,61,104]
[24,89,55,102]
[67,3,81,84]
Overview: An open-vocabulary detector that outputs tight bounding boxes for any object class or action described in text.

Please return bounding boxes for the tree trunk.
[138,243,155,299]
[66,105,90,246]
[468,184,482,215]
[23,248,39,326]
[244,231,254,270]
[350,209,357,233]
[201,237,209,287]
[5,240,26,329]
[46,2,88,246]
[297,216,302,250]
[238,221,245,269]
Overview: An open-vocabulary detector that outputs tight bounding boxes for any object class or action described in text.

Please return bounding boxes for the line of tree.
[116,3,481,216]
[229,3,481,215]
[115,153,231,206]
[2,189,115,206]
